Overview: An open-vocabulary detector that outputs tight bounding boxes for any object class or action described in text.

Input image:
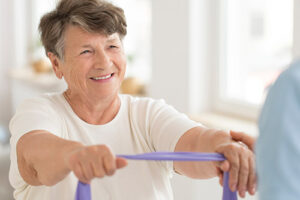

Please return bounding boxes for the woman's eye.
[109,45,118,49]
[80,50,91,54]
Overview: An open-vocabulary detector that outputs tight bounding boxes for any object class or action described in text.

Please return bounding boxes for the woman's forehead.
[64,25,120,46]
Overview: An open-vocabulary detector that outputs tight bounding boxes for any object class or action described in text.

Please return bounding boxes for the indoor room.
[0,0,298,199]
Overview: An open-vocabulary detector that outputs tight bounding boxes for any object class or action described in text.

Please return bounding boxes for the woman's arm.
[174,126,256,198]
[17,130,127,186]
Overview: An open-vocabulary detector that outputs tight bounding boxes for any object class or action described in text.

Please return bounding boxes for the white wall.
[0,0,14,127]
[0,0,29,127]
[150,0,217,115]
[150,0,190,113]
[293,0,300,58]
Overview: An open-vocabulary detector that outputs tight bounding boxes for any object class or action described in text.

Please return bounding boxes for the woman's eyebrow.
[80,44,93,48]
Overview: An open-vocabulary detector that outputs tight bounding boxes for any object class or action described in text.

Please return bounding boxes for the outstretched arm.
[17,130,127,186]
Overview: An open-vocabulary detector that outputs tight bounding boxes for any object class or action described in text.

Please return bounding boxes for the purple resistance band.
[75,152,237,200]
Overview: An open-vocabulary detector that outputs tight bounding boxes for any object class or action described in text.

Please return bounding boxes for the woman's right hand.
[65,144,127,184]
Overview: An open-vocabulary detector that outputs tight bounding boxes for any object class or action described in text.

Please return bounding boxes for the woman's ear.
[48,52,63,79]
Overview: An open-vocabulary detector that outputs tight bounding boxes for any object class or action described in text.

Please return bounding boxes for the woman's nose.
[94,49,113,69]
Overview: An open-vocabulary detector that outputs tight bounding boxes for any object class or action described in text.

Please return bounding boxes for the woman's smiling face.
[51,25,127,100]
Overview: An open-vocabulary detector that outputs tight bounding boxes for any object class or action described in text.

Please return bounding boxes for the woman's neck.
[63,90,121,125]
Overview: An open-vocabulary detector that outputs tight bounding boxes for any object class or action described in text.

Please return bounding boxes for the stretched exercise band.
[75,152,237,200]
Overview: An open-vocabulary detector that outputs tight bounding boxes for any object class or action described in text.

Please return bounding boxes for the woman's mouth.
[90,73,114,81]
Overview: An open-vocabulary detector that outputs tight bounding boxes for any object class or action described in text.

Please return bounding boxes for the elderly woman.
[9,0,256,199]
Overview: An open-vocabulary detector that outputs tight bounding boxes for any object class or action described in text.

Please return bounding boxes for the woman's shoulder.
[16,92,64,113]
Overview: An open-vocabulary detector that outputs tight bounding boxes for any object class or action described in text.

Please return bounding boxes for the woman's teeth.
[92,74,112,80]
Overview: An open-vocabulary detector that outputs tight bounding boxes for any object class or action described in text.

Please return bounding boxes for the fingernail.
[251,186,256,194]
[241,189,246,197]
[231,184,237,191]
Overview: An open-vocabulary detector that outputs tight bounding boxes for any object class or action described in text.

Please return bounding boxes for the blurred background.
[1,0,299,199]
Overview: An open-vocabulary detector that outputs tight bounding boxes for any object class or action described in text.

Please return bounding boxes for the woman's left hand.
[215,131,256,198]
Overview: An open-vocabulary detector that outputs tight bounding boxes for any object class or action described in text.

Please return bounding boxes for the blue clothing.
[256,60,300,200]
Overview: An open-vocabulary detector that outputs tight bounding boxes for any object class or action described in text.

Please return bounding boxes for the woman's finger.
[74,163,90,184]
[217,145,239,192]
[103,154,116,176]
[80,161,93,182]
[230,130,256,151]
[228,154,239,192]
[116,157,128,169]
[237,151,249,198]
[247,155,256,195]
[217,168,223,186]
[91,156,105,178]
[219,160,230,172]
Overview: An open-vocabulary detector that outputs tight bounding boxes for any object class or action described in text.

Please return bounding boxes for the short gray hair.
[39,0,127,60]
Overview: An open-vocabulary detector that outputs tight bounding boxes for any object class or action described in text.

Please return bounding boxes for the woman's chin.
[91,88,119,99]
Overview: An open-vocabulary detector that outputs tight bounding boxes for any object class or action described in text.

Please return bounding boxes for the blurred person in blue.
[256,60,300,199]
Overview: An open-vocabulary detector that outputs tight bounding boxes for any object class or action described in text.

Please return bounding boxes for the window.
[216,0,294,119]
